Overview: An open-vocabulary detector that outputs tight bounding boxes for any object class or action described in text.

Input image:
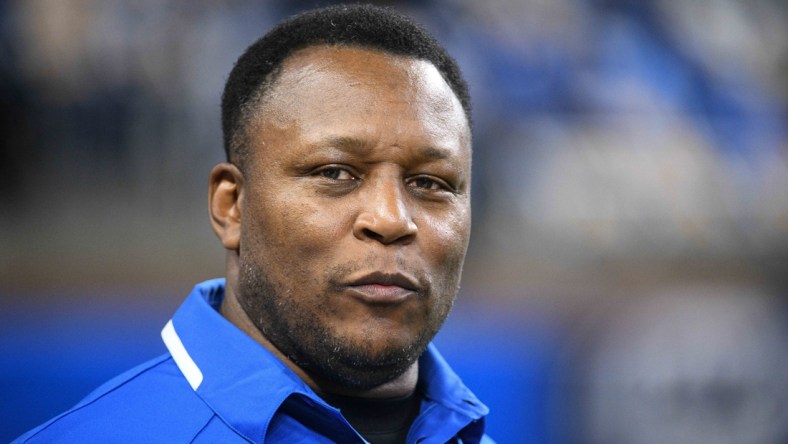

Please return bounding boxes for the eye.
[316,166,356,181]
[407,176,448,191]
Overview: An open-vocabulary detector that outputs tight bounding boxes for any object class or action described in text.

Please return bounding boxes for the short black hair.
[221,3,471,166]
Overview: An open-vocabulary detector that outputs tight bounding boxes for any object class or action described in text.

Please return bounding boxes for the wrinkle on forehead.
[246,45,470,147]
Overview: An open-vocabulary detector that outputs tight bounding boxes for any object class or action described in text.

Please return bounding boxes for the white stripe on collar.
[161,319,204,390]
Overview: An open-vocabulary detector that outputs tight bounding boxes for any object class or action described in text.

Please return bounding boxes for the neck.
[321,389,422,442]
[314,362,419,400]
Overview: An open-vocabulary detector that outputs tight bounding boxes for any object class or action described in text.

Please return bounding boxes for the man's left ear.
[208,162,243,250]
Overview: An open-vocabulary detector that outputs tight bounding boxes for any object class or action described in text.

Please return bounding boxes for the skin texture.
[209,45,471,399]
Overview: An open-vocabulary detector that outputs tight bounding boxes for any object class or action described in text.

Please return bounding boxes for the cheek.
[421,205,471,269]
[243,190,349,264]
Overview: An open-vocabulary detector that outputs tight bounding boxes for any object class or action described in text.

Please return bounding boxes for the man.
[16,4,490,443]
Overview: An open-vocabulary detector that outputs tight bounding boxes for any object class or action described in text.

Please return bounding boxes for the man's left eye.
[407,176,445,191]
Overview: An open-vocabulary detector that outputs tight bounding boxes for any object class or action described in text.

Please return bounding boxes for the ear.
[209,162,244,250]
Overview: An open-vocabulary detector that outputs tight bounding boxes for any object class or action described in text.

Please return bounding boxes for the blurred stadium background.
[1,1,787,442]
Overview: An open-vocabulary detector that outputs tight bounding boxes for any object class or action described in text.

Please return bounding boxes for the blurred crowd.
[2,0,786,284]
[1,0,787,442]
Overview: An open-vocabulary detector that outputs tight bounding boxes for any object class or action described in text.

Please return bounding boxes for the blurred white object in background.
[577,286,788,444]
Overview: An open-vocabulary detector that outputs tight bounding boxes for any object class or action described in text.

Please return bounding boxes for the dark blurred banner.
[1,1,787,442]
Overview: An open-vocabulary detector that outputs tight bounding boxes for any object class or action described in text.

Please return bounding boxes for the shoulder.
[14,354,228,443]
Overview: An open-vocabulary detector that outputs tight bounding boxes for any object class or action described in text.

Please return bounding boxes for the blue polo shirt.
[15,279,492,443]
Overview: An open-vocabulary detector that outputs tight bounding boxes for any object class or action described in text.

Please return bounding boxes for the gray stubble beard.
[236,258,455,391]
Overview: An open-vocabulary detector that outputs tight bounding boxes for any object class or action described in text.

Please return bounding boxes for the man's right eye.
[316,167,356,181]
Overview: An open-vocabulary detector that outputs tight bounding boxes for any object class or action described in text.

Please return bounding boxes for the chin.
[297,329,430,391]
[313,351,417,391]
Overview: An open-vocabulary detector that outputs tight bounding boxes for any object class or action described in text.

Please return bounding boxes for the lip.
[342,271,420,304]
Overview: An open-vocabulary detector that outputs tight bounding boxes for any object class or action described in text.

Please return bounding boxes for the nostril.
[362,228,384,242]
[352,208,417,245]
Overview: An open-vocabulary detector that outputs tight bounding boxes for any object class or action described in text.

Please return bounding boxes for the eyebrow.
[321,136,374,155]
[318,136,452,161]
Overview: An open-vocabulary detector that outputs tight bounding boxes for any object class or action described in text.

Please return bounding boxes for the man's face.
[235,45,471,390]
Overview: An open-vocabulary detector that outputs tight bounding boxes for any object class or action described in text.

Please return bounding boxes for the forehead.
[250,45,470,149]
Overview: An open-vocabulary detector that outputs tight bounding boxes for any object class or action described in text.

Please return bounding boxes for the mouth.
[341,271,420,304]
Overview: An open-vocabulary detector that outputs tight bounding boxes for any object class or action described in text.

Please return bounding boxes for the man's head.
[209,4,472,393]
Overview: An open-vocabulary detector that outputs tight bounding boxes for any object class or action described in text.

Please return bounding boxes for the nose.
[352,177,417,245]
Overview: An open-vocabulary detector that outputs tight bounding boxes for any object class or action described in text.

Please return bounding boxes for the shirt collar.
[419,343,489,419]
[163,278,340,442]
[162,279,488,442]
